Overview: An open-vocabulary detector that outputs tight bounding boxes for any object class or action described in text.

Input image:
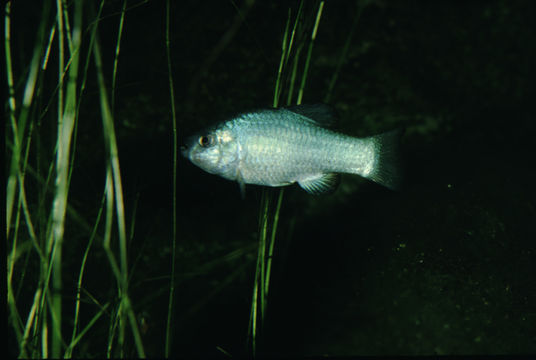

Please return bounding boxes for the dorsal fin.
[283,104,338,127]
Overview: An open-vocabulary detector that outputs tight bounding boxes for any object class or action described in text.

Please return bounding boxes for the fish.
[181,104,401,195]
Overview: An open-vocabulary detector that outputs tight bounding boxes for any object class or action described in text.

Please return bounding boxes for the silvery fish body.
[182,104,401,195]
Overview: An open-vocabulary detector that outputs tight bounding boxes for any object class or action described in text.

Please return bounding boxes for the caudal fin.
[367,129,403,190]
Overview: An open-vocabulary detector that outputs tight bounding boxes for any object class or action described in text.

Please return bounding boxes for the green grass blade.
[165,0,179,356]
[297,1,325,105]
[5,0,51,239]
[111,0,128,113]
[273,8,291,108]
[65,303,110,356]
[264,188,284,297]
[324,3,364,103]
[93,17,146,357]
[249,3,327,357]
[66,189,107,358]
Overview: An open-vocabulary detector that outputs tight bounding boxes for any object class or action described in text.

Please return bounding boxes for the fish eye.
[198,134,214,147]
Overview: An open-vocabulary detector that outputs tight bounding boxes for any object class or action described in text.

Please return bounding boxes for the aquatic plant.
[6,0,359,357]
[247,0,326,355]
[5,0,145,356]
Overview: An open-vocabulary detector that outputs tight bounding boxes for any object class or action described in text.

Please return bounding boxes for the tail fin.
[367,129,403,190]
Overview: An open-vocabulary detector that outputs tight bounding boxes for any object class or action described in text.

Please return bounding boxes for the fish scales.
[231,110,375,186]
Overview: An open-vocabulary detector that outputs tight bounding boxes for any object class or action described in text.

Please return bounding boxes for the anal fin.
[298,173,340,195]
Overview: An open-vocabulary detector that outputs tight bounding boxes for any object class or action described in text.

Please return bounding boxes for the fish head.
[181,125,240,181]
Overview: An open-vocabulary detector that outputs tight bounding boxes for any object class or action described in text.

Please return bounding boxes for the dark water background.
[8,0,536,357]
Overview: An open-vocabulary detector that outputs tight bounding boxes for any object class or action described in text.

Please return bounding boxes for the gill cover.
[183,126,240,182]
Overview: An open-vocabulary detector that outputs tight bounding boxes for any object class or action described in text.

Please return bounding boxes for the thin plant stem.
[297,0,325,105]
[273,9,291,108]
[274,2,304,107]
[6,0,144,357]
[65,190,107,358]
[61,12,108,350]
[19,288,43,358]
[165,0,179,356]
[286,43,303,105]
[258,192,269,326]
[264,188,284,297]
[248,190,270,354]
[324,2,364,103]
[5,0,51,239]
[249,3,326,357]
[111,0,128,113]
[65,303,110,355]
[93,19,145,357]
[49,0,81,354]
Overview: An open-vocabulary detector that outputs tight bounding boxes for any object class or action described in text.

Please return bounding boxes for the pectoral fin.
[238,181,246,199]
[236,170,246,199]
[298,173,340,195]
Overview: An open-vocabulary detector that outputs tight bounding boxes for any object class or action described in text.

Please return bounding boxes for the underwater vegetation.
[6,0,536,357]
